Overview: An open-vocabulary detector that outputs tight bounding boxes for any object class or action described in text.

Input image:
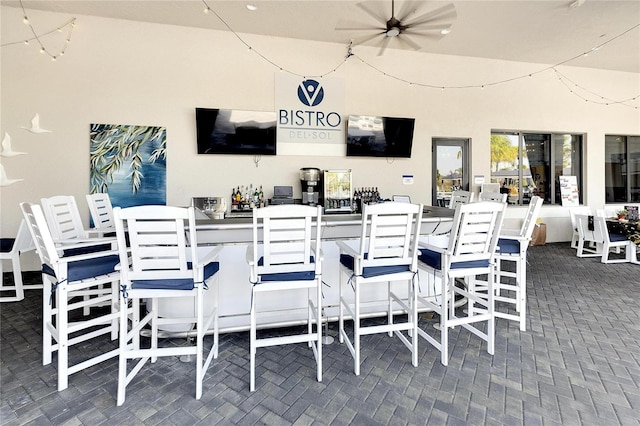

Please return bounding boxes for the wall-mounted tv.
[196,108,277,155]
[346,115,415,158]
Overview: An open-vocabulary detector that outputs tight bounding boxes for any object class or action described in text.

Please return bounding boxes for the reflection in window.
[491,131,583,205]
[605,135,640,203]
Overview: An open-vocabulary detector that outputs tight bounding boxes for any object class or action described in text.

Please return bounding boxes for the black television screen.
[346,115,415,158]
[196,108,277,155]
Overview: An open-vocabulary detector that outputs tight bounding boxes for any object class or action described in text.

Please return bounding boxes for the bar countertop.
[196,205,454,227]
[194,205,454,244]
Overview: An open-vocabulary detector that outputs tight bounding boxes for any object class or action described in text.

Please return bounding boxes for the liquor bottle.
[238,185,244,209]
[231,187,238,210]
[259,186,265,208]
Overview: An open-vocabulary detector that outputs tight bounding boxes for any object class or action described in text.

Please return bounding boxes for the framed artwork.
[89,123,167,207]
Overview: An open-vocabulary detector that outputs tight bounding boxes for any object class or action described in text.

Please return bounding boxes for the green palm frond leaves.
[89,124,166,194]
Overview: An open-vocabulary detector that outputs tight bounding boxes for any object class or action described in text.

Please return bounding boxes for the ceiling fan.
[336,0,457,56]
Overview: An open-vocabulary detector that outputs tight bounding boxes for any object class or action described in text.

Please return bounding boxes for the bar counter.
[194,205,455,244]
[157,206,455,334]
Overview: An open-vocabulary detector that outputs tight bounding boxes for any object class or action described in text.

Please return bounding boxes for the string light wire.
[200,0,348,78]
[200,0,639,108]
[553,68,639,107]
[0,0,77,61]
[4,0,637,107]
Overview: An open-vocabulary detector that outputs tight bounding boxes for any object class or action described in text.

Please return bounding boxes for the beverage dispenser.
[300,168,322,206]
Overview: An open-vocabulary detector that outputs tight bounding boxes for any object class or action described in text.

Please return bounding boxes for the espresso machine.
[192,197,227,219]
[299,167,322,206]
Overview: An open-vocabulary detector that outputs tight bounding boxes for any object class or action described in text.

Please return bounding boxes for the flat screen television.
[196,108,277,155]
[346,115,415,158]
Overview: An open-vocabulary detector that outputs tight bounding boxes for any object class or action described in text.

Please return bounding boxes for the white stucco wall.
[1,6,639,269]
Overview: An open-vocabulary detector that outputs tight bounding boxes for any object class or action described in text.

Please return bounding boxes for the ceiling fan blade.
[355,2,388,24]
[403,3,457,28]
[405,23,452,32]
[396,0,420,23]
[351,31,387,47]
[402,30,446,42]
[335,23,385,32]
[377,35,393,56]
[397,34,423,51]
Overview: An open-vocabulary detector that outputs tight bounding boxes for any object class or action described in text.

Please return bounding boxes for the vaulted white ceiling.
[3,0,639,73]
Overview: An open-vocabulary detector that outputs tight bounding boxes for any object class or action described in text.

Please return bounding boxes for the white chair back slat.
[592,215,609,242]
[360,202,422,270]
[269,228,308,242]
[252,205,321,278]
[41,195,88,241]
[136,232,181,246]
[481,183,501,193]
[478,192,508,203]
[575,214,600,242]
[13,219,36,253]
[115,206,195,283]
[521,196,544,239]
[448,190,474,209]
[574,213,604,258]
[569,206,592,249]
[449,201,506,263]
[20,203,61,267]
[86,193,115,229]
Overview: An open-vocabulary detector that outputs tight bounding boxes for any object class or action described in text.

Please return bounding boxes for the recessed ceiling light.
[246,4,257,11]
[440,28,451,35]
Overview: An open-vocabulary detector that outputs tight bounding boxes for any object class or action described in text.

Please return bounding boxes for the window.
[490,131,583,205]
[605,135,640,203]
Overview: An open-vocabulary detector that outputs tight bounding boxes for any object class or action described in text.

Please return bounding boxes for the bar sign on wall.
[275,73,345,156]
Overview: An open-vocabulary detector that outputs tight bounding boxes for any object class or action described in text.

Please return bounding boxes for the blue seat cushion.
[257,256,316,282]
[0,238,15,253]
[132,278,194,290]
[497,238,521,254]
[609,233,628,242]
[131,261,220,290]
[339,253,411,278]
[62,243,112,257]
[42,254,120,282]
[418,248,490,270]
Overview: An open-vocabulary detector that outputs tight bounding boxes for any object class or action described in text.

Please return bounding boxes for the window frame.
[604,134,640,203]
[491,129,584,206]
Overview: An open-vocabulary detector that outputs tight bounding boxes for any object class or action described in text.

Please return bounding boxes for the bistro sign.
[275,73,345,156]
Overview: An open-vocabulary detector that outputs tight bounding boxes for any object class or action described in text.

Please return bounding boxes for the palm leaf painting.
[89,123,167,207]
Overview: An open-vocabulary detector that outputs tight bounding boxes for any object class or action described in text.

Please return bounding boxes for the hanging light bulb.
[23,16,29,24]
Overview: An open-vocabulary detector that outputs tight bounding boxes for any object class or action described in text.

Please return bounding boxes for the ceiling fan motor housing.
[386,17,402,37]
